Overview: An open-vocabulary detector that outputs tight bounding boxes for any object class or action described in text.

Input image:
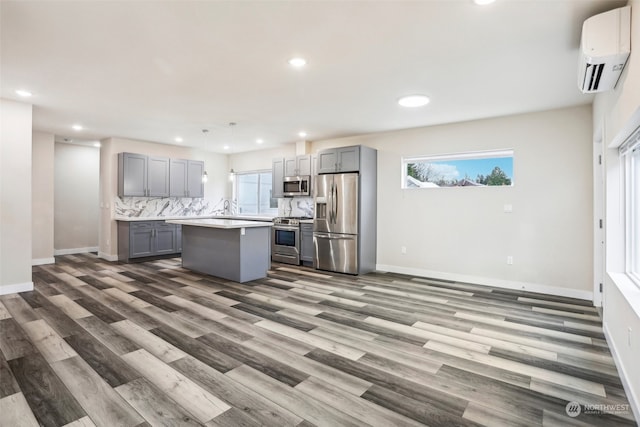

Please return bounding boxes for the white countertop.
[115,215,275,222]
[166,218,273,229]
[299,219,314,224]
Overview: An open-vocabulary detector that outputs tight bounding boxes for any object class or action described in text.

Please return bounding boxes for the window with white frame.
[621,128,640,286]
[234,170,278,215]
[402,149,514,189]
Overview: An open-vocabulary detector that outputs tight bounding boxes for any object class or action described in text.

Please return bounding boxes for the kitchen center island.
[166,218,272,283]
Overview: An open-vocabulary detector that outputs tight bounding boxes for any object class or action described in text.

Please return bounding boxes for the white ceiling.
[0,1,626,153]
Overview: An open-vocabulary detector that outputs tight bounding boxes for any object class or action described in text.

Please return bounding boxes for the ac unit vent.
[582,63,605,92]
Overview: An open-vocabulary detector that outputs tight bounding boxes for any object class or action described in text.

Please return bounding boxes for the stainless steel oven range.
[271,217,308,265]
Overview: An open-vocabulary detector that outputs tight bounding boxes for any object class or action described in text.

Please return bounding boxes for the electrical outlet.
[504,204,513,213]
[401,246,407,254]
[507,256,513,265]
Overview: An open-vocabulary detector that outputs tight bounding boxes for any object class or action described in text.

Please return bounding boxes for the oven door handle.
[274,225,299,231]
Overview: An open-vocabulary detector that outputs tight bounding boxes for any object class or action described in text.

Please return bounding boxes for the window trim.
[402,148,514,189]
[621,127,640,288]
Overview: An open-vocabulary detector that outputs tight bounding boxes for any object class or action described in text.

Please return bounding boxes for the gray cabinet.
[170,159,204,198]
[317,146,360,173]
[118,153,169,197]
[284,155,311,176]
[186,160,204,198]
[300,223,314,264]
[272,158,284,198]
[117,220,181,261]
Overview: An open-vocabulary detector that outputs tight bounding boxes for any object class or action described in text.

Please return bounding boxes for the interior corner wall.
[54,142,100,254]
[311,105,593,299]
[0,99,33,295]
[32,131,55,264]
[98,138,229,259]
[592,0,640,418]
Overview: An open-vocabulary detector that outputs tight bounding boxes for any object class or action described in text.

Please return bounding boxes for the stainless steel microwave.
[283,175,310,197]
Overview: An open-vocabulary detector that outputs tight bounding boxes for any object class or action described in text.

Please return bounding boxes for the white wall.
[54,142,100,254]
[229,145,295,173]
[311,105,593,299]
[0,99,33,295]
[98,137,228,259]
[32,131,55,264]
[592,0,640,418]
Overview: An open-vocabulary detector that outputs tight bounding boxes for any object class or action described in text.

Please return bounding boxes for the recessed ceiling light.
[256,139,264,144]
[94,142,101,148]
[223,145,229,150]
[288,57,307,67]
[298,131,307,138]
[473,0,495,5]
[72,124,83,131]
[398,95,430,108]
[175,137,183,143]
[15,89,32,97]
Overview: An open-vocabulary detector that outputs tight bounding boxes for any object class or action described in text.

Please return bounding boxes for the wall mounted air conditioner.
[578,5,631,93]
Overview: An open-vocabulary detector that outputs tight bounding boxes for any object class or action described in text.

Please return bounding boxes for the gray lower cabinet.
[118,221,181,261]
[300,223,314,264]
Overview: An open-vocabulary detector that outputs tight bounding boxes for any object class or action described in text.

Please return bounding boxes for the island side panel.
[180,225,271,283]
[238,227,271,283]
[181,225,242,282]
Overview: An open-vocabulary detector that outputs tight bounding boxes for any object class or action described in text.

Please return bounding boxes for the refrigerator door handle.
[334,185,338,224]
[314,233,355,241]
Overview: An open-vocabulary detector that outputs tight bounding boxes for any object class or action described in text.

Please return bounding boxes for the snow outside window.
[402,149,514,189]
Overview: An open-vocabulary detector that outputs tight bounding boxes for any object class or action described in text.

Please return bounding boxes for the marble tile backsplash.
[278,197,314,218]
[115,197,235,218]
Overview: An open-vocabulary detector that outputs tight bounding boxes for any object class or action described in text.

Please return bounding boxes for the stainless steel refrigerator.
[313,173,359,274]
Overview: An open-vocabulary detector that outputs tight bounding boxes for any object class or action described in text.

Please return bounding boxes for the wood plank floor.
[0,253,636,426]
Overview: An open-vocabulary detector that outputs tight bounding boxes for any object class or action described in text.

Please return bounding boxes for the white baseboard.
[32,257,55,266]
[603,322,640,422]
[98,251,118,262]
[54,247,99,256]
[0,281,34,295]
[375,264,593,301]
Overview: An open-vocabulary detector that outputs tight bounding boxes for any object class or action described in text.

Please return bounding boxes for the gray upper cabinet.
[118,152,169,197]
[272,158,284,198]
[169,159,188,197]
[317,146,360,174]
[284,155,312,176]
[186,160,204,198]
[120,153,203,198]
[119,152,147,196]
[148,156,170,197]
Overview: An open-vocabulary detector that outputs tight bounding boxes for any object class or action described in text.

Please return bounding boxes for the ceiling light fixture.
[93,142,101,148]
[256,139,264,144]
[473,0,495,5]
[15,89,32,97]
[223,145,230,150]
[175,137,183,143]
[288,57,307,67]
[298,131,307,138]
[398,95,430,108]
[72,124,83,131]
